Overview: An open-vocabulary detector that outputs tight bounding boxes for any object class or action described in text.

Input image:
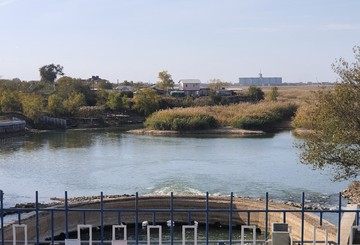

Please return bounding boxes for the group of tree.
[293,46,360,181]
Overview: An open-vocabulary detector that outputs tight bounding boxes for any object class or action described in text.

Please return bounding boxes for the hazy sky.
[0,0,359,83]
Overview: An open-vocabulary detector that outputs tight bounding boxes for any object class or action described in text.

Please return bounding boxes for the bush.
[145,109,219,131]
[145,101,297,131]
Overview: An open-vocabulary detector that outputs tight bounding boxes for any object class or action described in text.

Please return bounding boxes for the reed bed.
[145,101,297,131]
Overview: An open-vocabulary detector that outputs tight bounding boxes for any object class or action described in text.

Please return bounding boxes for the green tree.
[247,86,265,102]
[55,76,95,106]
[107,91,123,111]
[0,91,22,112]
[293,46,360,181]
[39,64,64,84]
[133,88,160,116]
[267,86,279,101]
[96,89,109,106]
[47,94,65,116]
[21,94,44,122]
[63,92,86,116]
[156,70,174,90]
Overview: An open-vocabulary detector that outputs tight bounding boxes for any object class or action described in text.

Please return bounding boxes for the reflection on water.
[0,129,352,208]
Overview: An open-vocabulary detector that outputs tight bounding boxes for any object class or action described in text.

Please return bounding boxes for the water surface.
[0,130,351,207]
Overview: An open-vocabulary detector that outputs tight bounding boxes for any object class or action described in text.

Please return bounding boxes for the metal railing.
[1,191,359,245]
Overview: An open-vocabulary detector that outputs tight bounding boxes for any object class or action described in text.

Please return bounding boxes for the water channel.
[0,129,351,208]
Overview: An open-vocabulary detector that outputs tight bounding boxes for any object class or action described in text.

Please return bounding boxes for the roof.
[179,79,201,84]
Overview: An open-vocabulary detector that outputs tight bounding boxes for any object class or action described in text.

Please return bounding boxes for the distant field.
[241,85,334,103]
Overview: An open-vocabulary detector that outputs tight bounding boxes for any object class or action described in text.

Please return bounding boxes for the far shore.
[127,126,266,136]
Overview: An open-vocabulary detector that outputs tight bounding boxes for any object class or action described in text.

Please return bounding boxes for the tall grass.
[145,102,297,131]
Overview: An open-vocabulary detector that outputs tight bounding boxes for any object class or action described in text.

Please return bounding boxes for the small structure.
[178,79,201,96]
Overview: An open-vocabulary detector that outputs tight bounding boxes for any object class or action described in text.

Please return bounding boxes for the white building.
[239,73,282,86]
[178,79,201,96]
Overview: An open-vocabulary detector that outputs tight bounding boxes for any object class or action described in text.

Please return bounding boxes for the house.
[178,79,201,96]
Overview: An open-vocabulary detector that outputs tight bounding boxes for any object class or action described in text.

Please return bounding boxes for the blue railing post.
[152,212,156,225]
[135,192,139,245]
[319,211,323,226]
[170,192,174,245]
[283,211,286,223]
[36,191,40,245]
[337,192,342,245]
[117,211,121,225]
[18,211,21,224]
[100,192,104,245]
[301,192,305,245]
[206,192,209,245]
[265,192,269,241]
[1,190,4,245]
[65,191,69,239]
[229,192,233,245]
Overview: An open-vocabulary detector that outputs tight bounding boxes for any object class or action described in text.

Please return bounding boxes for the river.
[0,129,351,208]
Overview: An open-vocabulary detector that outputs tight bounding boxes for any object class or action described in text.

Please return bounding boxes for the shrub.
[145,109,219,131]
[145,101,297,131]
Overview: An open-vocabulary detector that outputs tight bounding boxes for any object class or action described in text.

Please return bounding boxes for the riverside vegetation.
[145,102,297,131]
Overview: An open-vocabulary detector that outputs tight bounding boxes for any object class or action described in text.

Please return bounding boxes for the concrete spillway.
[2,195,337,242]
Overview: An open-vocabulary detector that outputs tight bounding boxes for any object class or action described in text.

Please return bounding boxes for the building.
[239,73,282,86]
[178,79,201,96]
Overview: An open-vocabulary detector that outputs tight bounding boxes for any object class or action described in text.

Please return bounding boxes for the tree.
[55,76,95,106]
[293,46,360,181]
[39,64,64,84]
[21,94,44,122]
[267,86,279,101]
[0,91,22,112]
[133,88,160,116]
[247,86,264,102]
[63,92,86,116]
[107,91,123,111]
[208,79,230,91]
[47,94,65,116]
[156,71,174,90]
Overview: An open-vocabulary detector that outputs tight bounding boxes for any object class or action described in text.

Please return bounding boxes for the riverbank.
[127,126,266,136]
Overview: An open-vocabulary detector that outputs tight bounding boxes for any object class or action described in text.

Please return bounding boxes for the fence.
[1,191,359,245]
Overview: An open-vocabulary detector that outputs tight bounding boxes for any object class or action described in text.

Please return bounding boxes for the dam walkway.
[0,191,359,245]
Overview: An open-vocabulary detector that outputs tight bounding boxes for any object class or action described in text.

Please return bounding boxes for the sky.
[0,0,359,84]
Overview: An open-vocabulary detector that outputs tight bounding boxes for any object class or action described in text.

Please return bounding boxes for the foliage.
[96,89,109,106]
[55,76,95,106]
[267,86,279,101]
[20,94,44,122]
[47,94,65,116]
[96,80,113,90]
[0,91,22,112]
[63,92,86,116]
[156,70,174,90]
[132,88,160,115]
[145,101,296,131]
[207,79,230,91]
[293,46,360,181]
[106,91,129,111]
[247,86,265,102]
[39,64,64,83]
[77,106,105,118]
[145,109,219,131]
